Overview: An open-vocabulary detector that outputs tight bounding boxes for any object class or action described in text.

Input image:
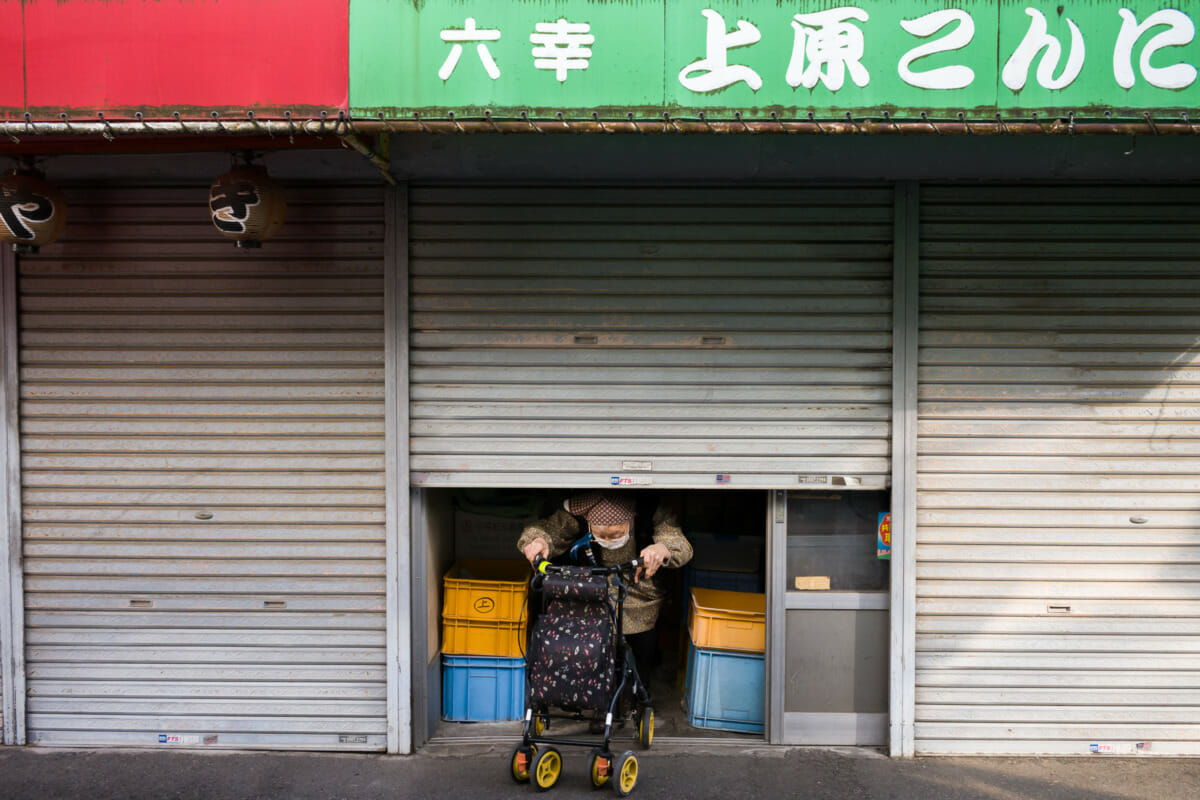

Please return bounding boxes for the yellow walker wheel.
[637,707,654,749]
[613,750,638,796]
[532,746,563,791]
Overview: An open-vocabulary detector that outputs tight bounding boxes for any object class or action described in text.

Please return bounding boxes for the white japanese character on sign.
[1113,8,1197,89]
[678,9,763,92]
[439,18,502,81]
[787,8,871,91]
[898,9,976,90]
[530,18,595,82]
[1002,8,1085,91]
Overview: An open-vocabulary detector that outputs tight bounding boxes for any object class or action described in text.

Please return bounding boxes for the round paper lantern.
[0,170,67,253]
[208,166,286,248]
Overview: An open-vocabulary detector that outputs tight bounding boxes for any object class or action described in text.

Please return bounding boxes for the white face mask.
[594,533,630,550]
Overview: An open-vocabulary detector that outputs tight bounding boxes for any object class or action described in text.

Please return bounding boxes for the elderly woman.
[518,491,692,676]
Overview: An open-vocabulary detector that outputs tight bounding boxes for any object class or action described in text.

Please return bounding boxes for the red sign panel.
[10,0,348,120]
[0,3,23,111]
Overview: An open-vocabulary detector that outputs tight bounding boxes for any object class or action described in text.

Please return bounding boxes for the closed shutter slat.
[915,185,1200,756]
[19,184,387,751]
[409,185,892,489]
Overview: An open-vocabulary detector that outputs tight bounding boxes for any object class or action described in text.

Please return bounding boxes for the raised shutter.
[915,185,1200,755]
[409,185,893,489]
[19,184,388,749]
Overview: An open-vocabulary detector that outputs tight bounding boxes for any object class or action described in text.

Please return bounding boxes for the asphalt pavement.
[3,742,1199,800]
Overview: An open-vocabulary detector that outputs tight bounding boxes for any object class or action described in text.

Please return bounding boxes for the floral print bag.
[527,567,616,710]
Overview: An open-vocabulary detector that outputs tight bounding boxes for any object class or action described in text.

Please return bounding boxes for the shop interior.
[413,487,889,747]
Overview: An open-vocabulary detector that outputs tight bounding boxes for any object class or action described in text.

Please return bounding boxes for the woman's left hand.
[637,543,671,581]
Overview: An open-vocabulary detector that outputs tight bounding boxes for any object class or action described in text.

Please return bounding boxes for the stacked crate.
[682,531,765,595]
[441,560,530,721]
[685,587,766,734]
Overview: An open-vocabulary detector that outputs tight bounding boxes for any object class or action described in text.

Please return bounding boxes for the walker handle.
[532,556,642,576]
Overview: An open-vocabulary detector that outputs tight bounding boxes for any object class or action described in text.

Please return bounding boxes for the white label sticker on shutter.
[798,475,830,485]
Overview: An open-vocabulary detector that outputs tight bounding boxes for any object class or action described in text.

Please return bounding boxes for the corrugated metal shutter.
[19,184,388,749]
[409,185,893,489]
[915,185,1200,756]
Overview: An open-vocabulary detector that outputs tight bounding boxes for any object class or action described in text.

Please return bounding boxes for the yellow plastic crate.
[442,560,530,623]
[688,587,766,653]
[442,617,527,658]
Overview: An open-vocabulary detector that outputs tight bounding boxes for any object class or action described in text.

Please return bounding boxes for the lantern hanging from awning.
[208,162,286,248]
[0,169,67,254]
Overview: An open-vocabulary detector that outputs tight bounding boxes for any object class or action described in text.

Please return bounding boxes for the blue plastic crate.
[683,566,765,598]
[442,655,525,722]
[686,644,764,734]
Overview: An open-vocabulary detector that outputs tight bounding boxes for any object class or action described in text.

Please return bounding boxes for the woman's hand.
[523,537,550,566]
[637,542,671,581]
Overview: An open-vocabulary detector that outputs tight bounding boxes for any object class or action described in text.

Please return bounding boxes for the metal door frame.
[407,488,433,750]
[770,183,917,753]
[1,245,25,746]
[395,181,920,755]
[890,182,919,757]
[767,490,786,743]
[386,182,413,754]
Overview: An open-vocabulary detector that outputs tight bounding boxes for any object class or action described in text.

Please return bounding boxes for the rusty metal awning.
[3,112,1199,144]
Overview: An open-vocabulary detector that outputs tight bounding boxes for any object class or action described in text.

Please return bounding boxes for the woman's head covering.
[565,491,636,528]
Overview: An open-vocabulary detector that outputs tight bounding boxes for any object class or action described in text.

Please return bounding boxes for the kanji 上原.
[678,9,763,91]
[786,8,871,91]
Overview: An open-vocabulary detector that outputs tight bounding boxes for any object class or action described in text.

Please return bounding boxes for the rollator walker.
[508,556,654,795]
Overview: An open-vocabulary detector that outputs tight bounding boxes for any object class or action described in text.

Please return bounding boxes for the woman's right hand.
[523,538,550,565]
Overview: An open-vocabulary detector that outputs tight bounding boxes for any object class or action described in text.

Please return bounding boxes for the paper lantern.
[208,165,286,248]
[0,170,67,253]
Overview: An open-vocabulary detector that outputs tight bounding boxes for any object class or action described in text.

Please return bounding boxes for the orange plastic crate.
[688,587,766,653]
[442,560,530,623]
[441,617,527,658]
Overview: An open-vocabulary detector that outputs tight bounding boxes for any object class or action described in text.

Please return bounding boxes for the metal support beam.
[767,490,787,744]
[340,133,396,185]
[1,245,25,745]
[385,183,413,754]
[889,183,920,758]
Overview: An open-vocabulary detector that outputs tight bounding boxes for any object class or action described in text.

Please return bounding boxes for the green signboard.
[351,1,1200,120]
